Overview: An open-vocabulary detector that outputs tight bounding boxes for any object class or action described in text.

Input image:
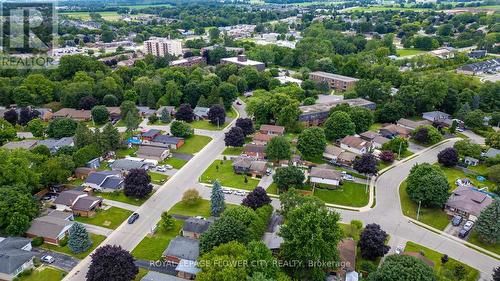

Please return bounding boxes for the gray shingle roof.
[26,216,74,240]
[446,186,494,217]
[182,218,212,234]
[141,271,185,281]
[152,135,183,145]
[111,159,148,171]
[0,244,34,275]
[162,236,199,261]
[85,171,123,189]
[54,190,86,206]
[310,167,342,181]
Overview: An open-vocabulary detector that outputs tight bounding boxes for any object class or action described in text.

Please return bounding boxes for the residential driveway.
[102,199,139,212]
[258,174,273,189]
[444,222,462,237]
[82,223,113,236]
[461,130,485,145]
[408,141,426,153]
[33,248,79,272]
[171,152,193,160]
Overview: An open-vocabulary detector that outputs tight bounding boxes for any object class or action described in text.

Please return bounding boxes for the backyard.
[41,234,106,259]
[169,199,236,218]
[75,207,133,229]
[17,266,66,281]
[200,160,260,190]
[174,135,212,154]
[404,242,479,281]
[313,182,369,207]
[131,220,183,261]
[438,164,496,190]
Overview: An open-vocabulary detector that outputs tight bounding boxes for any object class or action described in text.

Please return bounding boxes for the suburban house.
[337,151,357,166]
[0,237,35,281]
[252,133,273,145]
[359,131,378,142]
[464,156,479,166]
[141,129,161,141]
[331,239,358,281]
[193,107,210,120]
[322,145,356,166]
[429,48,455,59]
[309,166,343,187]
[445,186,494,220]
[242,144,266,160]
[75,167,96,179]
[150,135,185,149]
[396,118,432,131]
[37,137,75,154]
[86,158,101,169]
[136,107,157,117]
[379,124,411,139]
[26,212,74,245]
[83,171,124,192]
[1,140,38,150]
[468,50,486,59]
[232,157,268,177]
[175,259,202,280]
[182,217,212,239]
[339,136,372,155]
[299,98,375,126]
[372,136,390,149]
[262,213,284,254]
[309,71,359,92]
[52,108,92,121]
[422,111,460,128]
[111,159,149,172]
[140,271,185,281]
[162,236,200,265]
[156,106,175,117]
[259,124,285,136]
[137,145,170,161]
[53,190,103,217]
[456,58,500,75]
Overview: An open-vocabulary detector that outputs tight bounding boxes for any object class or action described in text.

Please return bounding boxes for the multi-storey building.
[143,37,183,57]
[309,71,359,92]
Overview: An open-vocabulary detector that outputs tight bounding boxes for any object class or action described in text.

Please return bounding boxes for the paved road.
[461,130,486,145]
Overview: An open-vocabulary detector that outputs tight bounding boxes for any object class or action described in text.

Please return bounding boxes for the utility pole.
[398,140,402,160]
[416,200,422,221]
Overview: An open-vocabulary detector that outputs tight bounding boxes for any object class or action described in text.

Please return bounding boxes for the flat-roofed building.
[299,98,375,126]
[309,71,359,92]
[221,55,265,71]
[144,37,183,57]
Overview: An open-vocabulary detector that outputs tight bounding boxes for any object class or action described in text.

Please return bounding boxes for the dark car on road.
[128,213,140,224]
[451,215,463,226]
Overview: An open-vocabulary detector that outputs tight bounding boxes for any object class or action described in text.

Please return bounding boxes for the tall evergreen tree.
[475,199,500,244]
[68,222,93,254]
[160,108,171,123]
[101,123,121,151]
[124,111,140,132]
[74,123,94,149]
[210,180,226,217]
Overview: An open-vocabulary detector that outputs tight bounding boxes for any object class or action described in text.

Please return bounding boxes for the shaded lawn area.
[227,107,238,119]
[41,234,106,259]
[134,268,148,281]
[405,242,479,281]
[437,164,495,189]
[174,135,212,154]
[222,146,244,155]
[95,191,153,206]
[160,157,188,169]
[75,207,133,229]
[377,161,393,171]
[116,146,138,158]
[201,160,260,190]
[169,199,237,218]
[396,48,426,57]
[148,172,169,185]
[190,120,228,131]
[466,164,489,176]
[313,182,369,207]
[399,181,450,230]
[17,266,66,281]
[131,220,183,261]
[267,183,278,195]
[369,123,383,131]
[467,230,500,255]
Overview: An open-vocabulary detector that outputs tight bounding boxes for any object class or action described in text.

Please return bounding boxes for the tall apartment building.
[309,71,359,92]
[143,37,183,57]
[220,55,265,71]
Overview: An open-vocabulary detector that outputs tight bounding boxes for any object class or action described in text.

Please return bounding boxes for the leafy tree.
[464,109,485,129]
[170,121,193,138]
[124,111,140,132]
[40,155,75,186]
[197,241,248,281]
[486,132,500,149]
[349,107,374,133]
[73,144,101,167]
[208,105,225,126]
[26,119,46,138]
[353,154,378,175]
[453,139,482,158]
[441,254,449,264]
[488,165,500,183]
[182,188,201,206]
[437,148,459,167]
[91,105,110,125]
[381,137,408,155]
[324,111,356,141]
[175,104,194,123]
[103,94,118,106]
[19,107,37,126]
[124,169,152,199]
[475,199,500,244]
[412,125,443,145]
[265,136,291,162]
[3,109,18,125]
[297,127,326,159]
[210,180,226,217]
[74,123,94,149]
[159,108,171,123]
[242,186,272,210]
[368,254,437,281]
[218,82,238,109]
[46,118,78,138]
[235,118,254,136]
[0,187,39,236]
[224,126,245,147]
[246,241,279,279]
[379,150,395,163]
[68,222,92,254]
[119,101,139,121]
[358,223,390,260]
[32,145,51,157]
[101,123,121,152]
[0,119,16,145]
[279,200,342,280]
[200,216,248,253]
[159,211,175,231]
[273,166,305,193]
[164,81,183,107]
[79,96,97,110]
[406,163,450,208]
[87,245,139,281]
[493,267,500,281]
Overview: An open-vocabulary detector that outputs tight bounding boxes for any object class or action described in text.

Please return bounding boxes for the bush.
[248,204,273,240]
[412,125,443,145]
[437,148,459,167]
[170,121,193,138]
[379,150,395,163]
[59,237,68,247]
[360,261,377,274]
[31,237,44,247]
[182,189,201,206]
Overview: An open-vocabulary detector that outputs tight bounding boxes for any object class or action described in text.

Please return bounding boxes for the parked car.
[265,168,272,176]
[156,166,167,172]
[395,244,404,255]
[195,216,206,220]
[463,220,474,231]
[222,189,233,194]
[128,213,140,224]
[164,164,173,170]
[236,101,242,105]
[458,228,470,239]
[41,255,55,264]
[451,215,463,226]
[234,191,246,196]
[343,175,354,181]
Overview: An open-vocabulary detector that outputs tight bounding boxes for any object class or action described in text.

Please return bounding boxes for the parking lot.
[479,72,500,83]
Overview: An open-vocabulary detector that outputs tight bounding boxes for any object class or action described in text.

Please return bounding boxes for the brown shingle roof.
[338,239,356,271]
[260,124,285,134]
[340,136,371,150]
[446,186,493,217]
[310,167,342,181]
[252,133,273,143]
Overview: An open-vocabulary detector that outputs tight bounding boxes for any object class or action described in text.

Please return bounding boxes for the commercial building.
[456,58,500,75]
[169,56,205,67]
[309,71,359,92]
[220,55,265,71]
[144,37,183,57]
[299,98,375,126]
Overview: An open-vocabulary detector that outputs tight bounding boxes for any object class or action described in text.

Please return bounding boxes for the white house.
[340,136,372,155]
[309,167,343,187]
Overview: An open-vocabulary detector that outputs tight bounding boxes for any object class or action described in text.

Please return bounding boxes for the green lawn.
[169,199,237,218]
[134,269,148,281]
[149,172,169,185]
[267,183,278,195]
[466,164,489,176]
[405,242,479,281]
[313,182,369,207]
[41,233,106,259]
[333,167,368,179]
[60,11,122,20]
[96,191,152,206]
[227,107,238,119]
[396,48,426,57]
[467,230,500,255]
[131,220,183,261]
[201,160,260,190]
[222,146,244,155]
[161,157,188,169]
[116,146,138,158]
[377,161,392,171]
[369,123,383,131]
[399,181,450,230]
[437,164,495,190]
[190,120,228,131]
[17,266,66,281]
[174,135,212,154]
[75,207,133,229]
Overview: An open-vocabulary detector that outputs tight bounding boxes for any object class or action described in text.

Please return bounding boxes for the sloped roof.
[183,217,212,234]
[338,239,356,271]
[232,157,253,169]
[340,136,371,150]
[1,140,38,150]
[446,186,493,217]
[324,145,343,157]
[26,216,74,240]
[111,159,148,171]
[152,135,183,145]
[310,167,342,181]
[163,236,199,261]
[260,124,285,134]
[54,190,86,206]
[137,146,169,158]
[72,196,102,211]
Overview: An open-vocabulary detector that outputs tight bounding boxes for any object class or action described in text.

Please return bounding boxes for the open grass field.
[267,183,278,195]
[201,160,260,190]
[313,182,369,207]
[75,207,133,229]
[131,219,183,261]
[41,234,106,259]
[405,242,480,281]
[399,181,450,230]
[17,266,66,281]
[169,199,237,218]
[60,11,122,20]
[222,146,244,155]
[174,135,212,154]
[396,48,426,57]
